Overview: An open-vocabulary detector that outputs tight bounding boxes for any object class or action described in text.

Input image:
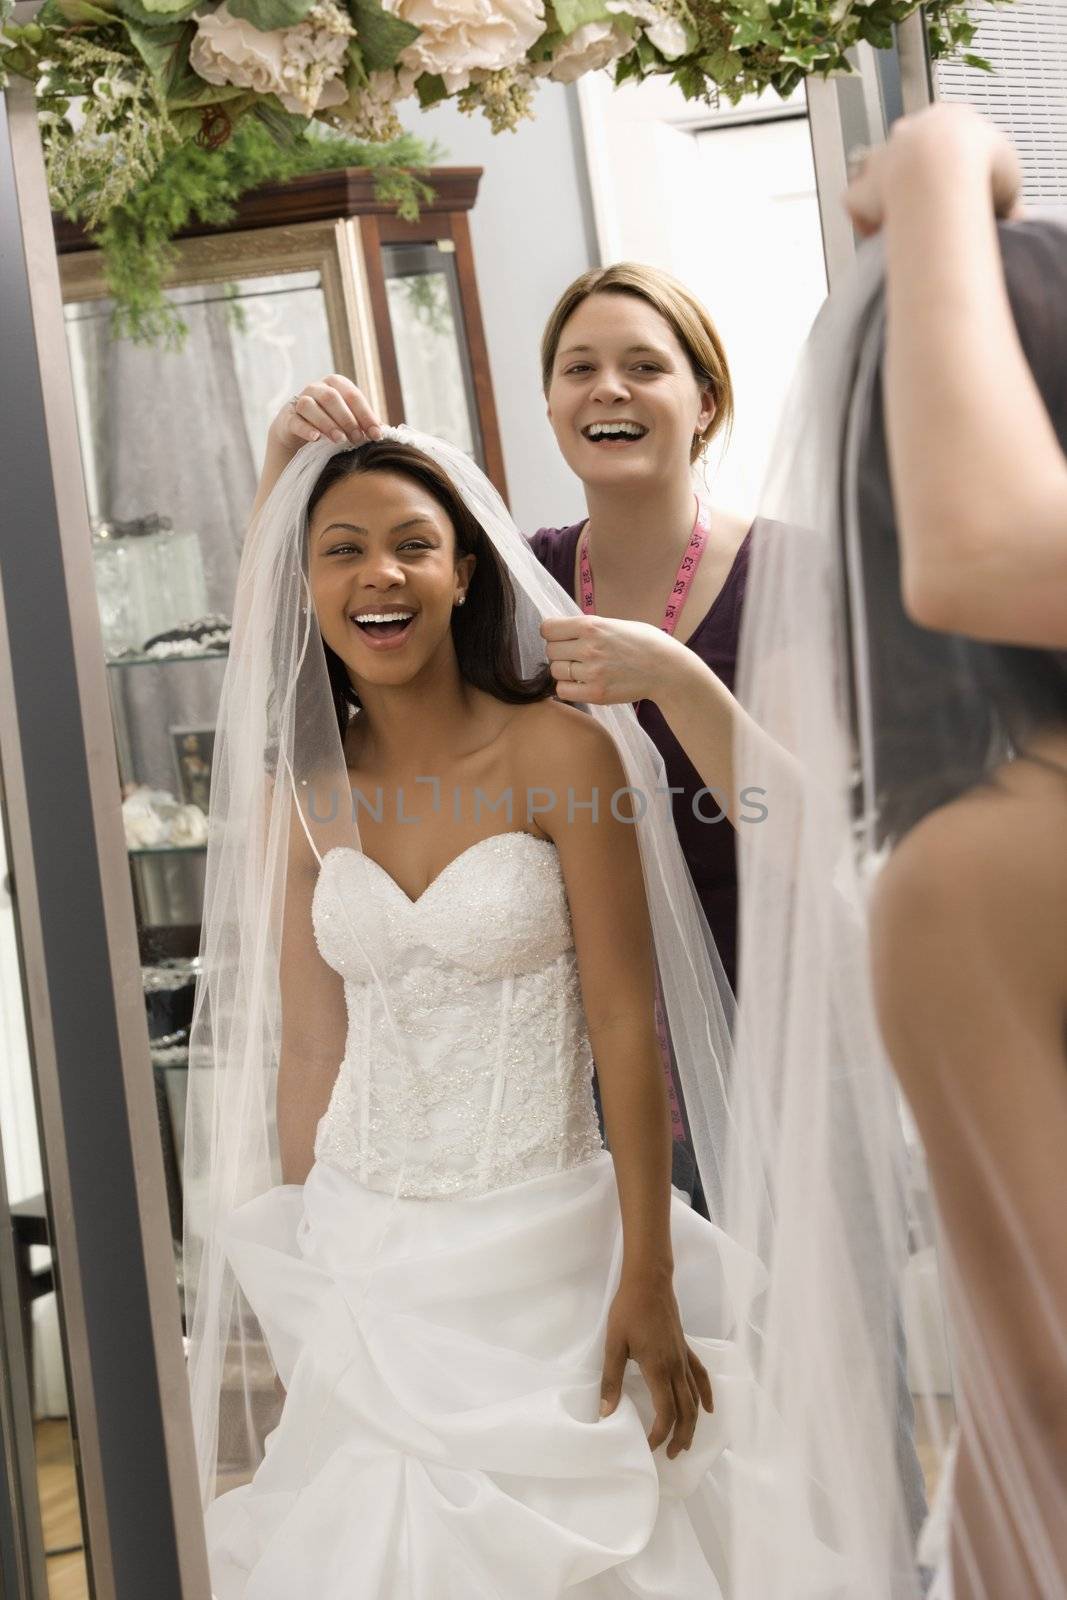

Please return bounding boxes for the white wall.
[401,84,599,533]
[690,116,828,514]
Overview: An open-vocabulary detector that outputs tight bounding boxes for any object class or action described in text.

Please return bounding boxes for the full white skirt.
[206,1153,833,1599]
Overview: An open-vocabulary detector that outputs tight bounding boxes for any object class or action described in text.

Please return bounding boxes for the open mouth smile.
[581,421,649,446]
[349,608,418,650]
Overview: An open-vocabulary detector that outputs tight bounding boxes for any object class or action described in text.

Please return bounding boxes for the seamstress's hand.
[266,375,385,456]
[846,104,1022,238]
[600,1274,713,1459]
[541,614,684,706]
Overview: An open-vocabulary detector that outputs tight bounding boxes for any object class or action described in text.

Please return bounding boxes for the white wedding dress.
[205,830,833,1599]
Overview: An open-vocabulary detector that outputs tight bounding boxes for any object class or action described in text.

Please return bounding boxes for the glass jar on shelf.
[91,513,209,660]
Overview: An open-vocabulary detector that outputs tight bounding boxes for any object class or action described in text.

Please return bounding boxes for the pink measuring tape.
[577,497,711,710]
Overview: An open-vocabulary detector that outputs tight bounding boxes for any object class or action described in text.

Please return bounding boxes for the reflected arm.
[251,378,381,524]
[276,803,347,1185]
[528,706,674,1277]
[530,703,713,1455]
[879,115,1067,647]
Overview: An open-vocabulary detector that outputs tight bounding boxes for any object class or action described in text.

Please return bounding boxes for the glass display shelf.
[106,649,229,669]
[128,843,208,857]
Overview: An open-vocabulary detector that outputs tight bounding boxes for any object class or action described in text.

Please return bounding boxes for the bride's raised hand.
[252,376,387,522]
[600,1275,713,1460]
[268,375,385,455]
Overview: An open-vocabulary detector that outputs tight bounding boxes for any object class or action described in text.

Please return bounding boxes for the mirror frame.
[1,65,212,1600]
[58,217,388,419]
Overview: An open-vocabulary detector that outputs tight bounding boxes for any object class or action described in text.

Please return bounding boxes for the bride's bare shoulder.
[262,767,336,877]
[506,697,626,781]
[506,695,598,739]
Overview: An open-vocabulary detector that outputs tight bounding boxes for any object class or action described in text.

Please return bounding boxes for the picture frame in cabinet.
[170,725,216,813]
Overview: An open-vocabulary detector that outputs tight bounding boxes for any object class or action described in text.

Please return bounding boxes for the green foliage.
[113,0,200,26]
[225,0,316,32]
[392,269,452,338]
[86,118,438,345]
[552,0,611,34]
[347,0,419,71]
[415,71,449,108]
[0,0,18,87]
[665,0,1013,106]
[925,0,1005,61]
[5,0,1017,136]
[37,33,180,227]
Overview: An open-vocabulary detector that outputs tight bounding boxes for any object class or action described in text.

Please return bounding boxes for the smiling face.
[307,467,476,695]
[545,292,717,491]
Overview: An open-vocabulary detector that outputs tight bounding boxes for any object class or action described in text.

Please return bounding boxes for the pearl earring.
[456,594,466,606]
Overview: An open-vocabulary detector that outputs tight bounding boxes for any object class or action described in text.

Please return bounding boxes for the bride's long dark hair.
[850,219,1067,846]
[305,441,555,741]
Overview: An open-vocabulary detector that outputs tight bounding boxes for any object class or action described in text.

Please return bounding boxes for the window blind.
[936,0,1067,211]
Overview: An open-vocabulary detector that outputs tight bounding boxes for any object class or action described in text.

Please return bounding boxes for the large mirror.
[49,62,954,1552]
[13,2,1061,1581]
[50,67,953,1530]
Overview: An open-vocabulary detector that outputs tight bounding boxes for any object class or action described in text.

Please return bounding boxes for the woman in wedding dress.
[251,264,771,1220]
[184,427,830,1598]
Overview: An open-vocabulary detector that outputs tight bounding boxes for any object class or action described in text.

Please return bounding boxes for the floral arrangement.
[2,0,1006,157]
[0,0,1005,333]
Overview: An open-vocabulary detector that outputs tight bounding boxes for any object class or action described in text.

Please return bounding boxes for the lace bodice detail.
[310,832,603,1199]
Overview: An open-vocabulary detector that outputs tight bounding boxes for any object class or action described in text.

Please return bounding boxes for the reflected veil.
[728,219,1067,1598]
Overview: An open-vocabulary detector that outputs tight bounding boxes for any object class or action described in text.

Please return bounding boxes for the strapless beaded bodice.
[311,832,603,1199]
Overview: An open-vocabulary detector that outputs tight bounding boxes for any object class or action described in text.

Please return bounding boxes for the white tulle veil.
[181,423,739,1512]
[728,220,1067,1598]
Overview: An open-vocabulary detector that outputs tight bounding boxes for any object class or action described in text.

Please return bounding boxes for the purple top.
[527,519,756,992]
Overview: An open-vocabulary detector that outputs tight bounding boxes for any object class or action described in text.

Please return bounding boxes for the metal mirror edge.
[0,74,211,1600]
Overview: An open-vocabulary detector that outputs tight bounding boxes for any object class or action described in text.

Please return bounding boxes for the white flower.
[169,804,210,848]
[530,18,632,83]
[605,0,688,60]
[373,62,419,102]
[190,1,355,117]
[122,787,208,850]
[91,73,139,103]
[335,64,418,139]
[381,0,547,94]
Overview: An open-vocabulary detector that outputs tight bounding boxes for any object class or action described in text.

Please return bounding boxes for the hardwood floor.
[35,1418,89,1600]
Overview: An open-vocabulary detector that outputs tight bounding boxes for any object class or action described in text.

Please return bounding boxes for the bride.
[183,426,827,1597]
